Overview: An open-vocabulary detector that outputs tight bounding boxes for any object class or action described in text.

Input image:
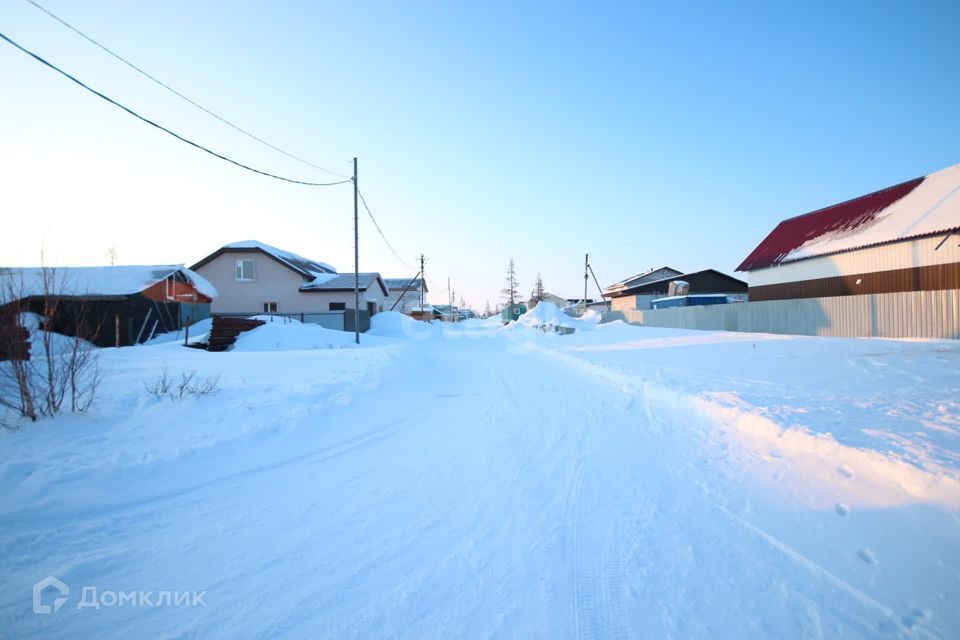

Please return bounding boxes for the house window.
[165,274,175,301]
[235,259,256,281]
[329,302,346,311]
[262,302,278,313]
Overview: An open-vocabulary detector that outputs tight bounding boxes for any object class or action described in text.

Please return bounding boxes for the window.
[165,274,175,301]
[262,302,278,313]
[329,302,346,311]
[235,259,255,281]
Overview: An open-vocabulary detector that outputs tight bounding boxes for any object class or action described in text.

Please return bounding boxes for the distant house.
[737,163,960,302]
[409,305,441,322]
[603,267,684,299]
[383,277,428,313]
[432,305,459,322]
[527,292,567,309]
[608,269,747,311]
[191,241,388,332]
[0,265,215,347]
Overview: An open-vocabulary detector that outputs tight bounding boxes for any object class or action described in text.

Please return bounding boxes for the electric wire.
[0,31,351,187]
[357,188,415,269]
[24,0,351,180]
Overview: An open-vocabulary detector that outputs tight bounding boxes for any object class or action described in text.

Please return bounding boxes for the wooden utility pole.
[584,253,589,314]
[420,253,425,312]
[353,157,360,344]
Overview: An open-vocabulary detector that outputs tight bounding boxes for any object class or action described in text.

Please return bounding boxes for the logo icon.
[33,576,69,614]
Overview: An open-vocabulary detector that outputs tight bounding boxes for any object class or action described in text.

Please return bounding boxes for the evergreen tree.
[484,300,492,317]
[501,258,519,307]
[531,273,546,305]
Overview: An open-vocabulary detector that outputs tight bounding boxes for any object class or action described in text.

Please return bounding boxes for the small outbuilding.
[0,265,216,347]
[501,303,527,323]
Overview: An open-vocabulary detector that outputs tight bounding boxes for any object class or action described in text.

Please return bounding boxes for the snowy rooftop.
[221,240,336,279]
[0,265,217,303]
[300,273,386,294]
[738,162,960,270]
[604,267,683,294]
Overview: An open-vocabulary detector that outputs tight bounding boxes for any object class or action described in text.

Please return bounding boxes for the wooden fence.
[0,324,31,361]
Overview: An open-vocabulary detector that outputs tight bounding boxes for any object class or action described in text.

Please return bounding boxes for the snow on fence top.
[738,162,960,271]
[0,265,217,304]
[223,240,336,279]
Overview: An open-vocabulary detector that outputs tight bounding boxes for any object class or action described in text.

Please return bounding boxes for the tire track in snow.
[561,429,630,638]
[4,416,410,529]
[562,457,591,639]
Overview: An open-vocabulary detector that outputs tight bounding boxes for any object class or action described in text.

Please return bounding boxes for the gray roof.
[604,266,683,294]
[300,272,388,296]
[383,277,427,292]
[192,240,335,280]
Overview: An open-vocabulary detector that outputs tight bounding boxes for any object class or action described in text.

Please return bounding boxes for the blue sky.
[1,0,957,308]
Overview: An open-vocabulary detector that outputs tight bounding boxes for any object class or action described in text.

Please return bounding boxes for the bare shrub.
[145,365,220,400]
[0,264,103,429]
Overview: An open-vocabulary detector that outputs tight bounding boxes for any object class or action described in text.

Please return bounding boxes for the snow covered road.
[2,317,959,638]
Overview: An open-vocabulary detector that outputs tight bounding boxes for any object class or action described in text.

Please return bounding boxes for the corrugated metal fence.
[607,290,960,339]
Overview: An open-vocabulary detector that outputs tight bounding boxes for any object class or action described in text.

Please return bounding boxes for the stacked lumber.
[205,317,265,352]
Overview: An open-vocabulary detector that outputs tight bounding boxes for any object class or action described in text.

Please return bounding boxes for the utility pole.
[420,253,425,313]
[353,157,359,345]
[584,253,589,314]
[448,277,452,322]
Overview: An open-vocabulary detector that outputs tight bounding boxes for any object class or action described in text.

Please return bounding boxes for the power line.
[356,188,415,269]
[0,31,351,187]
[24,0,351,180]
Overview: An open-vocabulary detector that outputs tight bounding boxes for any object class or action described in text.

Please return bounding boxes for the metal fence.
[213,311,359,332]
[606,290,960,339]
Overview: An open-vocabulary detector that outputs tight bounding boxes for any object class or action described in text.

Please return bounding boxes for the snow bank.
[367,311,422,338]
[367,311,430,339]
[232,317,389,351]
[513,302,601,333]
[516,302,573,328]
[580,308,603,324]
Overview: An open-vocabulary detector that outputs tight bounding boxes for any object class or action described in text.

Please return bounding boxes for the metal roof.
[192,241,336,280]
[738,163,960,271]
[604,267,683,294]
[300,273,388,296]
[383,277,428,292]
[611,269,746,298]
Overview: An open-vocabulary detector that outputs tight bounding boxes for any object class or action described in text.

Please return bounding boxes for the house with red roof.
[737,163,960,302]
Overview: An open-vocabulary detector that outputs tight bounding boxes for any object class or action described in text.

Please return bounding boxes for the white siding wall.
[749,235,960,286]
[385,289,424,313]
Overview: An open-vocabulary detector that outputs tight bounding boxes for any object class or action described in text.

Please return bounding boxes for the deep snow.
[1,317,958,638]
